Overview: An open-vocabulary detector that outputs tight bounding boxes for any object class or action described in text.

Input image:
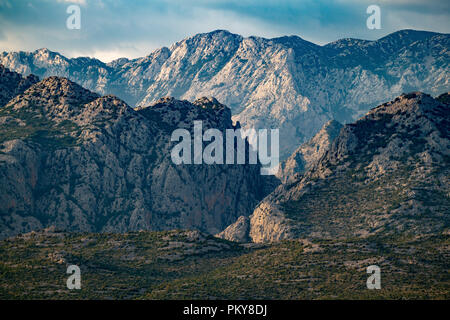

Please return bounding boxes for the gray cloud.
[0,0,448,62]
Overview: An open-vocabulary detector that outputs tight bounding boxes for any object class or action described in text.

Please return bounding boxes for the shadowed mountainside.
[0,67,272,238]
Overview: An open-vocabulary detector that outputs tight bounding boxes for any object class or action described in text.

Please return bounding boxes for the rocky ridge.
[219,92,450,242]
[0,67,270,238]
[2,29,448,159]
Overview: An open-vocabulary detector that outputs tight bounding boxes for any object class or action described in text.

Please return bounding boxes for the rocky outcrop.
[1,30,448,159]
[216,216,250,243]
[277,120,342,183]
[222,92,450,242]
[0,64,39,107]
[0,68,270,238]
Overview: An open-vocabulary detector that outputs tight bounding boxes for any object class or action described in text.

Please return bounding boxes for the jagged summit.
[35,48,52,53]
[107,57,130,68]
[5,76,100,117]
[3,75,135,128]
[325,37,372,49]
[149,96,180,105]
[377,29,444,43]
[32,48,68,63]
[368,92,439,117]
[171,29,242,50]
[136,95,233,132]
[193,96,226,109]
[1,29,448,160]
[140,96,228,111]
[199,29,235,37]
[28,76,98,99]
[72,94,135,126]
[0,64,39,107]
[327,29,443,49]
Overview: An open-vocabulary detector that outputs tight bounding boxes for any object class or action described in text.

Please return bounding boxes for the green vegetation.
[0,230,448,299]
[0,104,81,149]
[282,152,450,238]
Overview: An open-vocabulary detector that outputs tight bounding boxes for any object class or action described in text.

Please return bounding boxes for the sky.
[0,0,449,62]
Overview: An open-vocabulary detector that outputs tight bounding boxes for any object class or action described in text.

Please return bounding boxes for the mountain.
[0,64,39,107]
[277,119,343,183]
[0,66,271,238]
[1,29,448,159]
[219,92,450,243]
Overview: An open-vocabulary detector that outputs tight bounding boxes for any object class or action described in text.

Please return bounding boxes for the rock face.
[0,67,271,238]
[1,29,448,159]
[0,64,39,107]
[277,120,342,183]
[216,216,250,243]
[221,92,450,242]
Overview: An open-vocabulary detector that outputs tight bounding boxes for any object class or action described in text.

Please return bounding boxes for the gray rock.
[1,29,448,160]
[0,69,271,238]
[216,216,250,243]
[223,92,450,242]
[277,120,342,183]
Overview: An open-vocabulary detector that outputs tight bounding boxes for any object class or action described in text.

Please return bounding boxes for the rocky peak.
[153,96,178,105]
[106,57,130,68]
[0,64,39,107]
[193,96,225,109]
[73,94,134,126]
[367,92,438,117]
[316,91,447,172]
[33,76,97,98]
[35,48,51,54]
[187,29,241,44]
[325,38,372,49]
[377,29,441,48]
[33,48,66,61]
[19,76,99,107]
[310,119,343,143]
[272,34,321,56]
[3,76,100,125]
[138,96,233,132]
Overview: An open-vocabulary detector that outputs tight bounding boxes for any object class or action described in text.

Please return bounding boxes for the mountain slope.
[277,119,343,183]
[0,67,270,238]
[220,92,450,243]
[1,29,448,159]
[0,64,39,108]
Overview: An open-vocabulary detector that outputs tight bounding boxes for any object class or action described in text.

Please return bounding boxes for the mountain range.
[1,29,448,159]
[0,28,449,299]
[0,65,273,238]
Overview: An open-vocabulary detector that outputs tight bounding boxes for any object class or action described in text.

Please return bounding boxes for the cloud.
[0,0,448,62]
[57,0,86,5]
